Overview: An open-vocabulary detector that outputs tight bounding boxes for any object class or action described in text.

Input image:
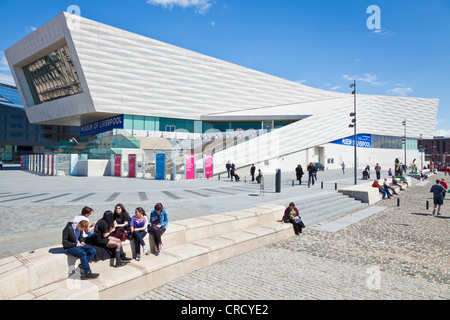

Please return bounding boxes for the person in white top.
[73,206,96,238]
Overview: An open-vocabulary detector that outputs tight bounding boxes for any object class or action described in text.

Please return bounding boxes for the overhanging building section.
[4,12,440,172]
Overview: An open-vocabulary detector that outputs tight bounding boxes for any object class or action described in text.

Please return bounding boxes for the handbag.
[113,228,128,242]
[296,217,306,228]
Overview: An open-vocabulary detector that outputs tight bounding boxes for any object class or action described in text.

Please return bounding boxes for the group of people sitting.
[372,177,408,199]
[62,203,168,279]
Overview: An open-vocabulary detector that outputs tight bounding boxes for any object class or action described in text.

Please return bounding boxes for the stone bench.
[338,177,411,205]
[0,204,291,300]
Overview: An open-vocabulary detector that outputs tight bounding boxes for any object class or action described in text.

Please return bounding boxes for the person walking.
[295,164,304,185]
[226,161,231,178]
[439,178,448,199]
[430,179,446,216]
[375,163,381,180]
[341,162,345,175]
[307,162,315,187]
[230,163,236,182]
[250,164,256,182]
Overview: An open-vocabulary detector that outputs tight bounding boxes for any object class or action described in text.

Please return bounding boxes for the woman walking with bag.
[149,203,168,256]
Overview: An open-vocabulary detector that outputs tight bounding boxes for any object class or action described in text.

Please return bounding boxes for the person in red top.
[440,178,448,199]
[372,180,390,199]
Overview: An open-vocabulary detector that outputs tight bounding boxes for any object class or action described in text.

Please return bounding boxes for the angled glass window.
[23,44,83,104]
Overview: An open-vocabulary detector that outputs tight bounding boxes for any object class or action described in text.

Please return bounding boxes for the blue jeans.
[133,230,147,254]
[67,244,96,274]
[379,189,388,199]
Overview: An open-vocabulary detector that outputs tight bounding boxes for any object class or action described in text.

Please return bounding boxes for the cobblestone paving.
[136,173,450,300]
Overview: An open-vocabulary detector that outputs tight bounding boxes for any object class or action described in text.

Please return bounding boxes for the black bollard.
[335,183,337,190]
[426,200,429,210]
[292,180,295,187]
[397,198,400,207]
[275,169,281,193]
[321,182,323,189]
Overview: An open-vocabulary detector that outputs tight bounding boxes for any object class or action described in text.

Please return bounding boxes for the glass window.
[133,116,145,130]
[23,44,83,104]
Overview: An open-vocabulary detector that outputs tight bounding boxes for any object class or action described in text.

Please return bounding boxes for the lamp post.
[402,119,407,173]
[349,80,357,185]
[419,134,424,170]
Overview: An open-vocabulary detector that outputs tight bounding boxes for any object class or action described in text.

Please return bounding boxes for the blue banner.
[331,134,372,148]
[80,115,124,137]
[155,153,166,180]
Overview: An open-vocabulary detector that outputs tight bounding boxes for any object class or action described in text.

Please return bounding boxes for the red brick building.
[419,137,450,165]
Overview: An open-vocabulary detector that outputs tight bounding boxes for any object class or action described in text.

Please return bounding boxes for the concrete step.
[304,201,368,226]
[1,204,291,300]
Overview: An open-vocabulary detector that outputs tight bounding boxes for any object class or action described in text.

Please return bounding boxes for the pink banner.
[114,154,122,177]
[129,154,136,178]
[185,153,195,180]
[20,156,23,170]
[204,154,213,179]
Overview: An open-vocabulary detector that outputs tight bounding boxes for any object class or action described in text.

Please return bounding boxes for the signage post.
[155,153,166,180]
[204,154,213,179]
[114,154,122,177]
[185,153,195,180]
[129,154,136,178]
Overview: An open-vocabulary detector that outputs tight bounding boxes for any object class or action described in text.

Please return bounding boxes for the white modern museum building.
[5,12,439,176]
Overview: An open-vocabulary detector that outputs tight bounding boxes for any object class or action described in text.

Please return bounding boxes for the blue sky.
[0,0,449,136]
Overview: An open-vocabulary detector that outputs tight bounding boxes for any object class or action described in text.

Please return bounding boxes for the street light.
[402,119,407,173]
[349,80,357,185]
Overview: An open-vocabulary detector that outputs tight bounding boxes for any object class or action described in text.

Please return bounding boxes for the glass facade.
[0,83,80,162]
[122,115,295,134]
[23,44,83,104]
[371,134,417,150]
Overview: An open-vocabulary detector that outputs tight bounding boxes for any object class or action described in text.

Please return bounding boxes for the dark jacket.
[62,222,85,250]
[283,206,300,221]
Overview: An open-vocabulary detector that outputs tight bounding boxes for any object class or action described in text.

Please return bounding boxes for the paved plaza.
[0,166,449,300]
[0,165,365,259]
[136,173,450,300]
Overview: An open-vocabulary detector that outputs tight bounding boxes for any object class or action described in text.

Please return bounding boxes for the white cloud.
[146,0,214,14]
[387,87,414,97]
[0,72,15,86]
[211,21,215,27]
[295,79,307,84]
[0,52,15,85]
[372,29,394,37]
[0,52,9,71]
[331,86,340,90]
[342,73,386,86]
[435,129,450,138]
